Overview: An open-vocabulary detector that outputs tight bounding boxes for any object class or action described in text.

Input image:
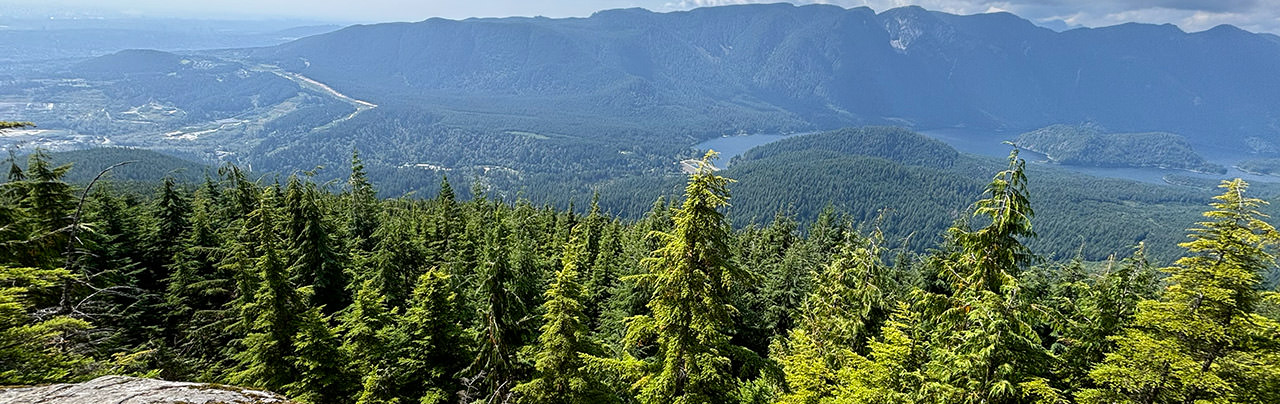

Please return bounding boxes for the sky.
[5,0,1280,34]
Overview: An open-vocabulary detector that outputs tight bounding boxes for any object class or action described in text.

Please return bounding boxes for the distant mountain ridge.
[243,3,1280,150]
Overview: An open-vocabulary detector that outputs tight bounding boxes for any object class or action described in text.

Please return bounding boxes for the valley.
[6,3,1280,404]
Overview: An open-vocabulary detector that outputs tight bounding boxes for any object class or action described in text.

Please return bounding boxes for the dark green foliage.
[288,307,356,403]
[1237,157,1280,176]
[5,133,1279,404]
[1017,124,1226,173]
[230,190,303,392]
[283,176,349,314]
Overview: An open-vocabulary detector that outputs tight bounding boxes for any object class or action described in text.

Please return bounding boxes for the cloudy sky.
[6,0,1280,34]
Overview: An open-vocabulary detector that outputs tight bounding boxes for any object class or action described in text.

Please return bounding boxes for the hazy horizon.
[3,0,1279,35]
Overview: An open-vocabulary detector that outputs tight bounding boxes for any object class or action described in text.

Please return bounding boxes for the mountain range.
[241,3,1280,151]
[4,3,1280,250]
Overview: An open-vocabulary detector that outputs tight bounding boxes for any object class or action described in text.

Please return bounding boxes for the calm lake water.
[695,133,798,167]
[694,128,1279,185]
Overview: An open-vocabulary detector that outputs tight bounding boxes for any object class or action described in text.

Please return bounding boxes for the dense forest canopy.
[2,139,1278,403]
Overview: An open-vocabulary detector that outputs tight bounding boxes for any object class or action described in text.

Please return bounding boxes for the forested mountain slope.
[250,3,1280,150]
[8,4,1280,203]
[590,127,1256,262]
[4,147,1277,403]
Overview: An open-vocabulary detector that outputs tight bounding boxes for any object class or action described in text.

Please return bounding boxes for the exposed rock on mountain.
[0,376,290,404]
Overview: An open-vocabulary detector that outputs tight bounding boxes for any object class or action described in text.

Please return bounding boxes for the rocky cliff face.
[0,375,291,404]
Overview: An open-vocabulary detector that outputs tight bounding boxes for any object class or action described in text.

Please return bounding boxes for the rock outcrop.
[0,375,291,404]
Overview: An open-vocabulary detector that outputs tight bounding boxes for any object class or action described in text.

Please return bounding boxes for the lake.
[695,133,802,167]
[694,128,1279,185]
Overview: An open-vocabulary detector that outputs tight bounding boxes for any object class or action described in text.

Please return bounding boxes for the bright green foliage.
[387,269,467,404]
[287,306,356,403]
[621,151,754,404]
[1084,179,1280,403]
[340,280,394,386]
[0,265,92,384]
[923,149,1055,404]
[514,229,612,403]
[771,232,892,403]
[831,303,930,403]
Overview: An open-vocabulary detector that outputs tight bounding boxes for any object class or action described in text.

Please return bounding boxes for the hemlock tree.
[283,177,349,314]
[1083,179,1280,403]
[924,149,1057,404]
[288,306,356,403]
[514,229,611,403]
[610,151,756,404]
[230,190,303,392]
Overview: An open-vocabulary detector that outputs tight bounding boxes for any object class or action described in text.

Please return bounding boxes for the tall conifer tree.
[1084,179,1280,403]
[621,151,754,404]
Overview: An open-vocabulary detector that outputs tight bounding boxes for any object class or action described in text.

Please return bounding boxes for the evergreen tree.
[596,196,670,350]
[466,210,532,402]
[924,149,1056,404]
[770,232,892,403]
[347,148,380,253]
[388,269,467,404]
[164,186,235,379]
[1052,246,1158,394]
[230,189,303,392]
[514,229,611,403]
[284,176,349,314]
[288,306,356,403]
[9,149,75,269]
[831,303,929,403]
[617,151,755,404]
[152,176,191,263]
[1083,179,1280,403]
[0,265,93,384]
[367,210,428,310]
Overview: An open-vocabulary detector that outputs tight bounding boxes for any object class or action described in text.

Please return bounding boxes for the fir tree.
[514,228,610,403]
[284,176,349,314]
[1083,179,1280,403]
[230,189,303,392]
[288,306,356,403]
[621,151,755,404]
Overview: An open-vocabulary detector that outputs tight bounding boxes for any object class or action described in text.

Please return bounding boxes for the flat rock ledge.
[0,375,291,404]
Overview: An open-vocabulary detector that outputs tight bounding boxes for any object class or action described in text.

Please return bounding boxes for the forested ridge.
[3,136,1279,402]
